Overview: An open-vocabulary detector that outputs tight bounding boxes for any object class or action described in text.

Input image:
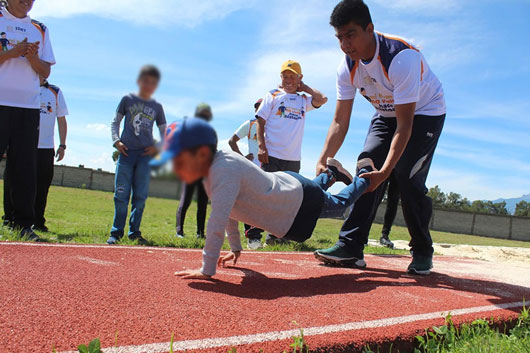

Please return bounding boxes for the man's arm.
[56,116,67,162]
[316,99,354,175]
[0,38,33,65]
[256,117,269,165]
[360,102,415,192]
[26,54,51,78]
[228,134,243,155]
[300,82,328,108]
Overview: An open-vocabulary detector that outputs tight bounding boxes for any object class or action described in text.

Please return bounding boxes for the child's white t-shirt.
[234,119,259,166]
[255,89,315,162]
[38,84,69,149]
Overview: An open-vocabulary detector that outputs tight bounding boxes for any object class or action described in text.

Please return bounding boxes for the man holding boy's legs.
[255,60,328,245]
[107,65,167,245]
[150,119,373,279]
[314,0,446,275]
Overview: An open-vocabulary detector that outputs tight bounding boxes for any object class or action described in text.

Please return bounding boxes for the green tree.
[428,185,446,208]
[515,201,530,217]
[112,150,120,164]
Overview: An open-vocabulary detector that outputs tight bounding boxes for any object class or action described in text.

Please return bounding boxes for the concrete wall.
[1,159,528,241]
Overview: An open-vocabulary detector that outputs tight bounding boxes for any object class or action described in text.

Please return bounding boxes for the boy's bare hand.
[174,269,211,280]
[9,38,31,58]
[316,160,328,176]
[142,145,157,156]
[258,147,269,165]
[56,146,65,162]
[218,251,241,268]
[114,141,128,157]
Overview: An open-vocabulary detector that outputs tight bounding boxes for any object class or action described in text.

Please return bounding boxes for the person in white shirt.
[0,0,55,241]
[228,99,263,249]
[314,0,446,275]
[255,60,328,245]
[3,77,68,233]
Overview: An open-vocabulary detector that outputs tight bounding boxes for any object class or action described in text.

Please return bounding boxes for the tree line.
[427,185,530,217]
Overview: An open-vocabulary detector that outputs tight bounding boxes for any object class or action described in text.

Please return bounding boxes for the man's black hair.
[138,64,161,81]
[330,0,373,29]
[1,32,5,35]
[186,144,217,156]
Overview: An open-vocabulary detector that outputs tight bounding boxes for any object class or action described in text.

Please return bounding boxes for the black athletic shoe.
[379,235,395,249]
[20,228,41,242]
[196,232,205,239]
[407,254,433,275]
[129,234,148,245]
[33,225,49,233]
[326,158,353,185]
[175,231,185,239]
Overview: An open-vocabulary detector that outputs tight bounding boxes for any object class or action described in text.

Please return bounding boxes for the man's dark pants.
[176,180,208,236]
[4,148,54,228]
[338,114,445,257]
[382,171,400,238]
[0,106,39,229]
[246,156,301,241]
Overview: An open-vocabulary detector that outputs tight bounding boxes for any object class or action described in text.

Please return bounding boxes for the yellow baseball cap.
[281,60,302,75]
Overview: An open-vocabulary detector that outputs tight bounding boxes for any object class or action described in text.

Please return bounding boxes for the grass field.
[1,181,529,252]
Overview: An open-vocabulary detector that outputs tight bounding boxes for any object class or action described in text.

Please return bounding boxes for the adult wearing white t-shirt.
[0,0,55,240]
[314,0,446,275]
[255,60,328,245]
[3,78,68,232]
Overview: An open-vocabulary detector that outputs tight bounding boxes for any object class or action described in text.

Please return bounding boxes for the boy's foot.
[129,234,148,245]
[106,236,120,245]
[196,232,205,239]
[20,228,41,242]
[247,238,262,250]
[265,235,288,246]
[33,225,49,233]
[314,245,366,268]
[326,158,353,185]
[379,235,394,249]
[357,158,376,174]
[175,232,185,239]
[407,254,433,275]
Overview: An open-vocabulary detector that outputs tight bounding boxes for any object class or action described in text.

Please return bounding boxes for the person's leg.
[128,153,151,242]
[380,171,399,248]
[312,172,334,191]
[109,153,134,243]
[10,108,39,231]
[3,154,14,225]
[394,115,445,274]
[34,149,55,230]
[315,117,395,265]
[319,175,370,218]
[176,182,196,235]
[195,181,208,238]
[0,106,12,226]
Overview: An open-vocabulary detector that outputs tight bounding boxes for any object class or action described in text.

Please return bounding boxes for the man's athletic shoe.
[107,236,120,245]
[314,245,366,268]
[265,234,288,246]
[20,228,41,242]
[247,238,262,250]
[175,232,185,239]
[357,158,376,174]
[129,234,148,245]
[33,225,49,233]
[196,232,205,239]
[326,158,353,185]
[379,235,395,249]
[407,254,433,275]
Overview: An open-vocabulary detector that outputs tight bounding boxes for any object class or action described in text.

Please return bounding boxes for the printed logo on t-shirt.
[360,86,395,112]
[40,101,53,115]
[275,101,305,120]
[127,102,157,137]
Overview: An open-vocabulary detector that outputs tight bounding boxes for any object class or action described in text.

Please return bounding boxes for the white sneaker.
[247,238,262,250]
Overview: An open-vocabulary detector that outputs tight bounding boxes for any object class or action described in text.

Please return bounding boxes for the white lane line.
[0,242,308,256]
[59,301,525,353]
[77,256,117,266]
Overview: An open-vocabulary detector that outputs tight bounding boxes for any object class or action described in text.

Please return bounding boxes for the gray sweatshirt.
[201,150,304,276]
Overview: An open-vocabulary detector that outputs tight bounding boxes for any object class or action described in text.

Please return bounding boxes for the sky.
[27,0,530,201]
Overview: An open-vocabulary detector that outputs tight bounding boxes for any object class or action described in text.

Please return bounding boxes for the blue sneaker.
[106,236,120,245]
[314,245,366,268]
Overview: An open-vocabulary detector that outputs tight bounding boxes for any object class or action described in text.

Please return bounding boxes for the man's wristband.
[59,144,67,150]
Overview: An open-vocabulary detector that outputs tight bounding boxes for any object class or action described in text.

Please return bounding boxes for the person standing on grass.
[379,171,399,249]
[3,76,69,232]
[255,60,328,246]
[107,65,167,245]
[175,103,213,239]
[314,0,446,275]
[0,0,55,241]
[228,99,263,250]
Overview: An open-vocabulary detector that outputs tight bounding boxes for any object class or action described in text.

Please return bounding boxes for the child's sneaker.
[357,158,376,174]
[175,231,185,239]
[379,235,395,249]
[107,235,120,245]
[196,232,205,239]
[247,238,262,250]
[326,158,353,185]
[129,234,147,245]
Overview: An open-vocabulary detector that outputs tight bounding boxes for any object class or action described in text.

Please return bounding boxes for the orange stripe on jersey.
[421,61,424,81]
[31,22,45,42]
[350,60,359,84]
[377,56,390,81]
[378,32,419,52]
[248,120,258,140]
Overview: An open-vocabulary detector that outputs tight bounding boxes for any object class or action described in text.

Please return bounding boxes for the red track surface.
[1,242,529,353]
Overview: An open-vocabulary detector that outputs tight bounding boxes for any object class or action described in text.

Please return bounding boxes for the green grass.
[0,181,529,252]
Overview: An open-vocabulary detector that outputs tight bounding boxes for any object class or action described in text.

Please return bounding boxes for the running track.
[1,242,529,353]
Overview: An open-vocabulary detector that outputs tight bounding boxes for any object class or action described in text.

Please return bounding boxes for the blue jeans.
[110,150,151,238]
[313,170,370,219]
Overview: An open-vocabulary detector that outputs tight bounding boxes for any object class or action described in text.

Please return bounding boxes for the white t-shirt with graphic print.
[255,89,315,162]
[336,31,446,118]
[0,9,56,109]
[38,84,69,149]
[234,119,259,166]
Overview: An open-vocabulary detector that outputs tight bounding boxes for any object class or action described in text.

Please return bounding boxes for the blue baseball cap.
[149,118,218,168]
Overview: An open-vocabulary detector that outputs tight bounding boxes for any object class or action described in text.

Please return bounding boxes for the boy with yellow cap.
[255,60,328,245]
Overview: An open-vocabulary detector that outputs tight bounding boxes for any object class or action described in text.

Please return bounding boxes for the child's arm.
[111,97,128,156]
[299,82,328,108]
[218,218,243,267]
